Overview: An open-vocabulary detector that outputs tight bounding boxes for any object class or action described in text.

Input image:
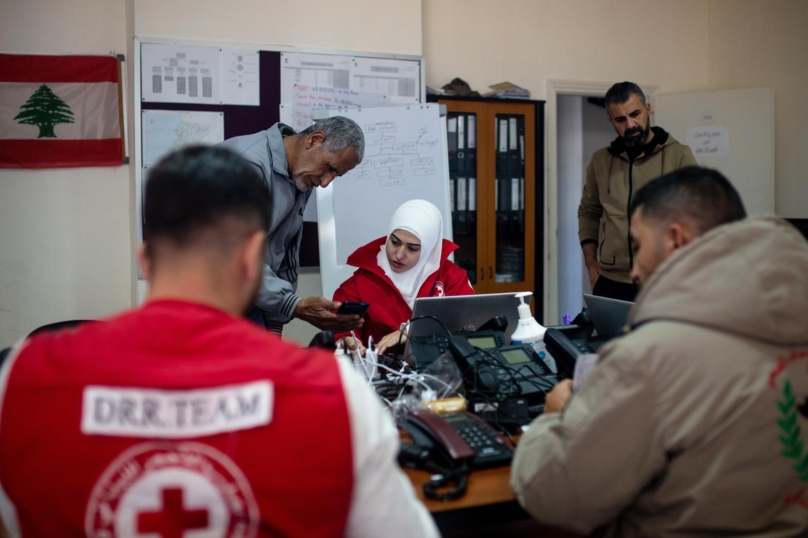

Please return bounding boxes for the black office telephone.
[401,408,514,470]
[400,408,514,500]
[449,335,558,404]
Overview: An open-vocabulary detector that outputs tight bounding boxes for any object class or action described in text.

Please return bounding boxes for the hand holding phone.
[294,296,363,332]
[336,301,369,316]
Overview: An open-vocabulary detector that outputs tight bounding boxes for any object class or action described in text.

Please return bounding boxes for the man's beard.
[623,121,651,148]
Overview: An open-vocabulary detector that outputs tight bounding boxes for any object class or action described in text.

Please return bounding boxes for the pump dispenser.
[510,292,557,374]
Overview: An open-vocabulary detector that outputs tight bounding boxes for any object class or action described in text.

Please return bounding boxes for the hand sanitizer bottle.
[510,292,557,374]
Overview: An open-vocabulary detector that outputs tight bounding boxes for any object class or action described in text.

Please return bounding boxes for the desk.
[405,464,590,537]
[399,424,525,530]
[403,464,527,530]
[401,428,589,537]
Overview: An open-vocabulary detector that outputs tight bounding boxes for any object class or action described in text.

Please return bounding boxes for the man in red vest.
[0,146,437,537]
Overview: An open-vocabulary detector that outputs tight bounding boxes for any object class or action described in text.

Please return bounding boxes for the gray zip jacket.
[219,124,311,332]
[512,217,808,536]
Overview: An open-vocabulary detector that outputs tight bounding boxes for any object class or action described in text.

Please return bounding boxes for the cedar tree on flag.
[0,53,124,168]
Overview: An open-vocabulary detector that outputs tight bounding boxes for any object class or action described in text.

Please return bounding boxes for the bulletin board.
[133,37,425,276]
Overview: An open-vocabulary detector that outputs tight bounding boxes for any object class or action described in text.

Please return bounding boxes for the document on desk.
[573,353,599,391]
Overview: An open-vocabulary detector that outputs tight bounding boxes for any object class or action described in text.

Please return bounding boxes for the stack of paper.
[484,81,530,99]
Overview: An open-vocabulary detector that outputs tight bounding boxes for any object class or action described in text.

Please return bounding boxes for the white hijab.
[377,199,443,308]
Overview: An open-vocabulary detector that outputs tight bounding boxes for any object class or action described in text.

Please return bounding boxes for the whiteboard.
[317,104,452,300]
[133,36,426,283]
[279,52,420,132]
[654,87,774,216]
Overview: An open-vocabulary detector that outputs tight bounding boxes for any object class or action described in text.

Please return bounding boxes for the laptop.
[404,293,523,367]
[582,294,634,338]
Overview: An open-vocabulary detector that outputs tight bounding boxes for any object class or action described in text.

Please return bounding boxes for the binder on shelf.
[507,117,521,175]
[457,114,467,175]
[510,177,521,234]
[497,173,511,235]
[497,118,509,180]
[456,176,468,236]
[468,177,477,237]
[447,116,458,173]
[519,176,525,231]
[466,114,477,177]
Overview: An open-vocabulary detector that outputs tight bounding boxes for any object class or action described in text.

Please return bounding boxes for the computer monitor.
[405,292,524,366]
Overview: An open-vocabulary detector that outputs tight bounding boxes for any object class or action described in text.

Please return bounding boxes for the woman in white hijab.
[334,199,473,354]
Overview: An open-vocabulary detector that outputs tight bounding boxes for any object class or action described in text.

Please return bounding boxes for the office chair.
[28,319,98,339]
[309,330,335,350]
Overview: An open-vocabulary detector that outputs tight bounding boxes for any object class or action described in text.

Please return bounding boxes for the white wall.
[556,95,583,323]
[135,0,422,54]
[0,0,132,348]
[708,0,808,217]
[423,0,712,99]
[556,97,616,322]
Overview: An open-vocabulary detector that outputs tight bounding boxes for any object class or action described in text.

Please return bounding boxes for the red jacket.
[334,237,473,346]
[0,300,353,537]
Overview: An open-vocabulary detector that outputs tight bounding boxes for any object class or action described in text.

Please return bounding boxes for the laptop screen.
[405,293,525,367]
[582,294,634,338]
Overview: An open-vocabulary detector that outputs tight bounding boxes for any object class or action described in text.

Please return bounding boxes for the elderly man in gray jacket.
[512,167,808,536]
[220,117,365,334]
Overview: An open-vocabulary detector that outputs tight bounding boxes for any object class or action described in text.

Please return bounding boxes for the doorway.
[556,95,614,322]
[544,80,657,325]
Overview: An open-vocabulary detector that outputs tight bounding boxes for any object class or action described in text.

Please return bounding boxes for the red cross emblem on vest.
[138,487,209,538]
[85,442,259,537]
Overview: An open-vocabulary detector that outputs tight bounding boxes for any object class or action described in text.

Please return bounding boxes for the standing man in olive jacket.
[578,81,697,302]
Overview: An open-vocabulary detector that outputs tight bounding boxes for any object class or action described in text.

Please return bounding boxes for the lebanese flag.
[0,54,124,168]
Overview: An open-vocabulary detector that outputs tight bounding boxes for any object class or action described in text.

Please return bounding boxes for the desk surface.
[404,464,516,513]
[400,430,590,537]
[405,463,531,532]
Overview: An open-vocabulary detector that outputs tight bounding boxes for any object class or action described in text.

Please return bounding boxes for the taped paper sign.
[685,126,729,159]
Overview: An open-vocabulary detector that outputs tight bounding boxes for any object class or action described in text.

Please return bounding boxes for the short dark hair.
[630,166,746,234]
[605,81,647,107]
[144,146,270,248]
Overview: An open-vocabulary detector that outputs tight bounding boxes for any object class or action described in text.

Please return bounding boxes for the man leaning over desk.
[578,81,697,302]
[219,116,365,335]
[513,167,808,536]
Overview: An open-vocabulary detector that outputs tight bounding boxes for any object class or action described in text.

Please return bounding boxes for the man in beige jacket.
[579,81,697,302]
[513,167,808,536]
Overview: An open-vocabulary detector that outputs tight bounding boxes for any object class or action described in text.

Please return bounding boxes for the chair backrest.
[28,320,98,339]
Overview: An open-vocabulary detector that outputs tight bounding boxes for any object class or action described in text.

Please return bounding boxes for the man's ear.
[240,230,266,283]
[664,221,696,255]
[305,130,326,149]
[137,243,152,280]
[646,101,652,115]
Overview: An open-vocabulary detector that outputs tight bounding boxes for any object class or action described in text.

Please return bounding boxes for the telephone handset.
[400,408,514,501]
[402,408,475,465]
[401,409,514,470]
[448,335,501,395]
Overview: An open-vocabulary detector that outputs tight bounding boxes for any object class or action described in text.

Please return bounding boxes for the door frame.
[544,79,658,324]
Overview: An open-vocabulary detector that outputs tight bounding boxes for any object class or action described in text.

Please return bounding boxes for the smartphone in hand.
[336,301,369,316]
